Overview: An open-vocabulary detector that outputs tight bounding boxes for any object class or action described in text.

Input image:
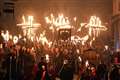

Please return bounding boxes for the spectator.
[35,57,51,80]
[109,65,120,80]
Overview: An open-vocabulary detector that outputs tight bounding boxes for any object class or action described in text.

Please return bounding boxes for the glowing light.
[39,34,52,47]
[5,31,10,41]
[73,17,77,22]
[90,37,95,47]
[49,26,55,33]
[87,16,107,37]
[71,35,89,45]
[90,40,93,47]
[39,31,48,45]
[78,56,82,62]
[23,38,26,42]
[81,35,89,45]
[45,54,49,63]
[30,36,34,42]
[82,41,85,46]
[38,31,52,47]
[105,45,109,50]
[13,36,18,44]
[9,35,13,40]
[85,60,89,67]
[0,44,3,48]
[17,15,41,38]
[63,60,68,64]
[31,47,35,51]
[71,35,80,43]
[36,37,40,43]
[76,49,80,54]
[80,35,89,42]
[48,41,52,48]
[78,16,107,46]
[45,13,71,31]
[1,31,10,41]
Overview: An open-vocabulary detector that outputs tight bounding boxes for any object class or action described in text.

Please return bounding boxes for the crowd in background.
[0,34,120,80]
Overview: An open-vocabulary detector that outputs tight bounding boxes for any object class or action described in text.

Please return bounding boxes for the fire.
[71,35,81,43]
[71,35,89,45]
[87,16,107,37]
[105,45,109,50]
[39,35,48,45]
[13,36,18,44]
[85,60,89,67]
[1,30,10,41]
[30,36,34,42]
[45,54,49,63]
[73,17,77,22]
[78,56,82,62]
[9,35,13,40]
[77,16,107,46]
[17,15,41,38]
[45,13,71,31]
[48,41,52,48]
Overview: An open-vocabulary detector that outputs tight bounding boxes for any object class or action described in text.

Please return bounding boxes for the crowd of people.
[0,34,120,80]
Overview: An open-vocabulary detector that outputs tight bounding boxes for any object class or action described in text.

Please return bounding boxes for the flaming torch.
[78,16,107,47]
[78,56,82,62]
[88,16,107,37]
[45,13,71,31]
[85,60,89,67]
[1,30,10,42]
[45,54,49,63]
[17,15,41,39]
[13,36,18,44]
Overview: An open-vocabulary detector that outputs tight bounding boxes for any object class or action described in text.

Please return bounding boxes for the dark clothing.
[90,75,98,80]
[22,52,35,80]
[80,69,91,80]
[35,61,51,80]
[60,61,74,80]
[110,67,120,80]
[3,53,17,80]
[60,67,74,80]
[96,64,107,80]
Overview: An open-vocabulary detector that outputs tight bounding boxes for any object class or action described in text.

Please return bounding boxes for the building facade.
[112,0,120,52]
[0,0,17,33]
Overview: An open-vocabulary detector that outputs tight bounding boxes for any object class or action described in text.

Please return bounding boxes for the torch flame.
[77,16,107,46]
[13,36,18,44]
[17,15,41,39]
[45,13,71,31]
[1,31,10,42]
[45,54,49,63]
[85,60,89,67]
